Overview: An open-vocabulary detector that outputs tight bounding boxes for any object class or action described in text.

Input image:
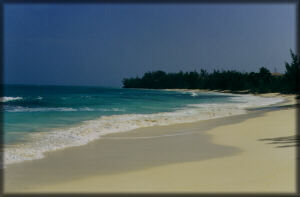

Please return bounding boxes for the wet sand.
[4,95,297,193]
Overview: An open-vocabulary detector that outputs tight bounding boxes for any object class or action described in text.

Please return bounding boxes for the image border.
[0,0,299,196]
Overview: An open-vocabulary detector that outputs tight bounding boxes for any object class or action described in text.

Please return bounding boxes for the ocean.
[2,85,284,166]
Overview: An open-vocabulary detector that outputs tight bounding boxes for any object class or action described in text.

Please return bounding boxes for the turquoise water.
[3,85,234,143]
[3,85,233,144]
[2,85,284,165]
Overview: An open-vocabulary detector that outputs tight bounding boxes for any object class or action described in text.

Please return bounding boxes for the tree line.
[122,50,299,94]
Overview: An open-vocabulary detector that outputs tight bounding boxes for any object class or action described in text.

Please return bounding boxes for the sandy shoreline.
[4,93,298,193]
[165,88,295,99]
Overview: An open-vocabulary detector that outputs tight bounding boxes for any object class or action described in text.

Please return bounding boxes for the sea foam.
[4,106,125,113]
[3,93,284,166]
[0,97,23,102]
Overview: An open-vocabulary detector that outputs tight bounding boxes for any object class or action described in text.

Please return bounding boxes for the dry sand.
[4,94,298,194]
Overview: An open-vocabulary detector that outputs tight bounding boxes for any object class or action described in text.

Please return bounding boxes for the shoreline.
[163,88,294,98]
[138,87,298,97]
[4,90,289,167]
[4,94,297,193]
[165,88,297,109]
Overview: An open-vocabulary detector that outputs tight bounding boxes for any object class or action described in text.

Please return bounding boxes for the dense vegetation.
[122,50,299,94]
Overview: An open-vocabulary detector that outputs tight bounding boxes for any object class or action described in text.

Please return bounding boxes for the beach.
[4,2,297,194]
[4,93,297,193]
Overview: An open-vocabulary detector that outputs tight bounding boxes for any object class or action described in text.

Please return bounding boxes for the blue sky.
[4,3,296,87]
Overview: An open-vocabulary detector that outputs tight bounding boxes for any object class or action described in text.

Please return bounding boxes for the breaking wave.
[4,93,284,166]
[0,97,23,102]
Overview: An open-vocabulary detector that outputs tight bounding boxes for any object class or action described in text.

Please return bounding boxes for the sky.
[4,3,296,87]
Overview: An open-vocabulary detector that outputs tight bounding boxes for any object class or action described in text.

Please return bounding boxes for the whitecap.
[0,97,23,102]
[4,93,285,166]
[191,92,198,97]
[6,107,77,112]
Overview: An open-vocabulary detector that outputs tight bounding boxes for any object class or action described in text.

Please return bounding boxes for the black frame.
[0,0,299,196]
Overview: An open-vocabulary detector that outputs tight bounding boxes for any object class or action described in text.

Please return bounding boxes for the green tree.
[284,50,300,93]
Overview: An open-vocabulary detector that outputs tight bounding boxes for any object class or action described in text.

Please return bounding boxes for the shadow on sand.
[258,135,300,148]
